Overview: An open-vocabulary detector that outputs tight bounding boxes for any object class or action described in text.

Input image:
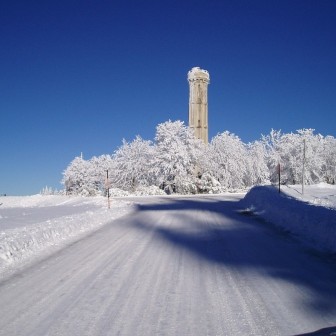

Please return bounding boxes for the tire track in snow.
[0,196,336,335]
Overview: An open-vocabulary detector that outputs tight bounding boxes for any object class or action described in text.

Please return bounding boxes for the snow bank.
[240,184,336,253]
[0,196,134,273]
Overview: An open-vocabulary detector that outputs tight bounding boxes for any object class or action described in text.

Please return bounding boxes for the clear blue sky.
[1,0,335,195]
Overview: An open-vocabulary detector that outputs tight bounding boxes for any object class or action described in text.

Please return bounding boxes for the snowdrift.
[240,185,336,253]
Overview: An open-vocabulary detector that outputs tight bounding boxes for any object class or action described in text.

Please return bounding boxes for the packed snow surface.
[0,188,336,335]
[240,183,336,254]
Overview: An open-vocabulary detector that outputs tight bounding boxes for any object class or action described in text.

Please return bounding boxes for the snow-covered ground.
[1,192,336,335]
[0,195,134,276]
[283,183,336,209]
[240,183,336,254]
[0,189,336,335]
[1,183,335,277]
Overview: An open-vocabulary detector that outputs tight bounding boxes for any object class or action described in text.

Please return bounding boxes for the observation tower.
[188,67,210,144]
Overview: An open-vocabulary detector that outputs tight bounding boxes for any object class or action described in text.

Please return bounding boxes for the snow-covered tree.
[264,130,303,184]
[299,129,324,185]
[61,122,335,197]
[111,136,154,191]
[40,186,60,195]
[62,156,91,195]
[87,155,114,195]
[151,120,202,194]
[262,129,328,185]
[321,135,336,184]
[245,140,270,186]
[262,129,283,184]
[203,131,248,190]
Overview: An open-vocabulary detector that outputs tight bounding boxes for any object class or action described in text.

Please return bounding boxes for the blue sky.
[1,0,335,195]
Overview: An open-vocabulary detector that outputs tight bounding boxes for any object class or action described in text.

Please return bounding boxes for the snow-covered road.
[0,195,336,336]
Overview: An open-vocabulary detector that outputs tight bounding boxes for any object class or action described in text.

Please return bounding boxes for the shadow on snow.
[129,196,336,317]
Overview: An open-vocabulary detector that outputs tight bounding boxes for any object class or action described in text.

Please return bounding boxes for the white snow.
[0,191,336,334]
[1,183,335,277]
[282,183,336,209]
[240,183,336,253]
[0,195,133,275]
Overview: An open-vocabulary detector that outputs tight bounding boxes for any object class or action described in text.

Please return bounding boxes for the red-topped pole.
[277,163,281,193]
[106,170,110,209]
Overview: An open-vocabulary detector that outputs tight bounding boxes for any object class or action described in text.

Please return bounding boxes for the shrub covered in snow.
[132,186,166,196]
[196,172,224,194]
[108,188,130,197]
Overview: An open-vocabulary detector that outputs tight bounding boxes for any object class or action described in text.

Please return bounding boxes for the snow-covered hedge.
[109,188,130,197]
[132,186,166,196]
[196,172,226,194]
[108,186,166,197]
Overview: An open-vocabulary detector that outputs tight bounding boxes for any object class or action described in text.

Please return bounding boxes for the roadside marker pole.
[302,139,306,196]
[106,170,111,209]
[277,163,281,193]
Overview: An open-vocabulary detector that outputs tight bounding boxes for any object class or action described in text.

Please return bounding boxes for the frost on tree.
[62,156,91,196]
[111,136,154,192]
[322,136,336,184]
[262,129,333,185]
[62,155,113,196]
[89,155,114,195]
[61,122,336,196]
[203,132,247,190]
[151,120,202,194]
[245,140,270,186]
[200,132,269,190]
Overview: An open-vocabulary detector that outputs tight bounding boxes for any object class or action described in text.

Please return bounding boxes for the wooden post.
[106,170,110,209]
[277,163,281,193]
[302,139,306,196]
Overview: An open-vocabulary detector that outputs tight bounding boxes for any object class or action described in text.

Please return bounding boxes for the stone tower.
[188,67,210,144]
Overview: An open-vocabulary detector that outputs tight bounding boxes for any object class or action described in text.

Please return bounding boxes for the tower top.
[188,67,210,82]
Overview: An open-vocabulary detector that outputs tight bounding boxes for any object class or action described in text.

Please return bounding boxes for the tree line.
[62,120,336,196]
